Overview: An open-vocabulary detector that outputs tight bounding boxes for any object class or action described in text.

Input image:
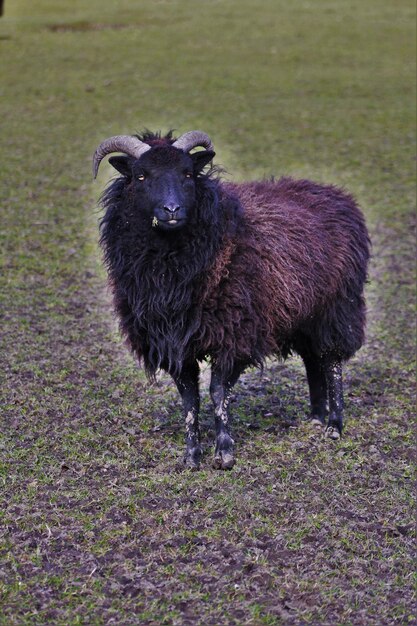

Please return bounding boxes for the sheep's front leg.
[174,362,202,469]
[210,364,244,470]
[324,357,344,440]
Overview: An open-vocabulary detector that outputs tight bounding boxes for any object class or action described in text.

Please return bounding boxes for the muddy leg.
[302,353,328,427]
[210,363,245,470]
[174,362,201,469]
[324,357,344,440]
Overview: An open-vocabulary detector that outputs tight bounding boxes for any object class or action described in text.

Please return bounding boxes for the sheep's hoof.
[213,450,235,470]
[309,415,325,428]
[213,433,235,470]
[183,446,202,470]
[325,425,341,440]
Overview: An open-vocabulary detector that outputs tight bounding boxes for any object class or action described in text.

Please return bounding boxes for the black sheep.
[93,130,370,469]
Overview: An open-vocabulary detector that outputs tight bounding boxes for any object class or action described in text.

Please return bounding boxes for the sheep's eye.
[137,173,146,181]
[185,172,193,179]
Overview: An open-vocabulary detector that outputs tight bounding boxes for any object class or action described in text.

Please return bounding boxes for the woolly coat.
[100,173,370,379]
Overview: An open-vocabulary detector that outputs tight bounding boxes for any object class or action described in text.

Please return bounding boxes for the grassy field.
[0,1,415,624]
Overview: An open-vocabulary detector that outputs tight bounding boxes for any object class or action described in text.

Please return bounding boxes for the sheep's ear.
[191,150,215,174]
[108,156,133,178]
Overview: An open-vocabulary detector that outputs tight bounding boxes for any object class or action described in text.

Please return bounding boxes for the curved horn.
[92,135,151,178]
[172,130,214,153]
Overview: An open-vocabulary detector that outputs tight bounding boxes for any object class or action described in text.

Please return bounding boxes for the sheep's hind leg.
[302,353,328,428]
[174,362,202,470]
[210,364,244,470]
[323,357,344,440]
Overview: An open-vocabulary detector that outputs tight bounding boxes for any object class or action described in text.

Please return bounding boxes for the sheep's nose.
[163,204,180,215]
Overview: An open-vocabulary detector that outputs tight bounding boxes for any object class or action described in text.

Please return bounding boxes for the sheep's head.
[93,131,215,232]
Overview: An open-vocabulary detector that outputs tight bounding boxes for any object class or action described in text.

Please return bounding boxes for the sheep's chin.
[155,218,186,232]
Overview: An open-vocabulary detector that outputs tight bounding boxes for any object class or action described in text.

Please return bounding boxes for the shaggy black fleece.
[99,133,370,380]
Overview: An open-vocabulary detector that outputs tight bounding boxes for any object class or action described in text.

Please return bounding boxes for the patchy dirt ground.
[1,212,415,625]
[0,1,415,624]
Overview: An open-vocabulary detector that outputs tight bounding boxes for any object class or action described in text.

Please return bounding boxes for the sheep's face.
[109,146,214,232]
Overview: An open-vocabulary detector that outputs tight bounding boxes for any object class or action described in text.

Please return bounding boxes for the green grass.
[0,0,415,624]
